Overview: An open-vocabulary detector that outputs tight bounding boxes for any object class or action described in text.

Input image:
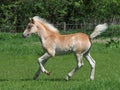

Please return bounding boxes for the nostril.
[22,34,26,38]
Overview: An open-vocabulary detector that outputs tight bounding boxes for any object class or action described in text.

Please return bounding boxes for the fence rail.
[55,22,97,31]
[0,22,120,33]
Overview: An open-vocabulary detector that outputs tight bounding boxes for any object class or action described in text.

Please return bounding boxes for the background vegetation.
[0,0,120,32]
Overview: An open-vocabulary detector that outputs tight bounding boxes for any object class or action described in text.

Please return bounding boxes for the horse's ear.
[30,18,34,24]
[29,18,31,21]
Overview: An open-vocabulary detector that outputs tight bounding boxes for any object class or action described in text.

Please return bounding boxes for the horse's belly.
[55,47,73,55]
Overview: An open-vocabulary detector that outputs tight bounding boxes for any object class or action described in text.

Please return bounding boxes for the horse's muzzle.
[22,34,27,38]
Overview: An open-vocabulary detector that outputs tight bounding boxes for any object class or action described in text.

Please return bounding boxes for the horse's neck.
[37,28,48,41]
[37,26,55,43]
[36,22,59,43]
[36,22,47,39]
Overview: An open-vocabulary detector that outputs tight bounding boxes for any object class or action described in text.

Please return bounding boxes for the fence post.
[63,22,66,31]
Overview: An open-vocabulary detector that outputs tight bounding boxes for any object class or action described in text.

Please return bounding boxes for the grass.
[0,33,120,90]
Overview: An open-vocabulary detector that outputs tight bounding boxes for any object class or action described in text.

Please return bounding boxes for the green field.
[0,33,120,90]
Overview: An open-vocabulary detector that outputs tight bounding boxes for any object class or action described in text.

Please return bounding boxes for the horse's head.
[22,18,38,38]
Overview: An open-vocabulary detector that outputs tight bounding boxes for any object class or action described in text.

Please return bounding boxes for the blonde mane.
[33,16,59,33]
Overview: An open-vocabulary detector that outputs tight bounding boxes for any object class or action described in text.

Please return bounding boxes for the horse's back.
[55,33,91,54]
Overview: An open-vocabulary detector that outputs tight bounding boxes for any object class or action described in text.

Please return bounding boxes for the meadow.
[0,33,120,90]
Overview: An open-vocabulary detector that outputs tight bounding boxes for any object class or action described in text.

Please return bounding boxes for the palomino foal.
[23,16,108,81]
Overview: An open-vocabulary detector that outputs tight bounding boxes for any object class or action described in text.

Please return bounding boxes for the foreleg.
[33,53,51,80]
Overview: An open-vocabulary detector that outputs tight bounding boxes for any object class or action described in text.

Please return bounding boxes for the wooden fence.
[0,22,120,33]
[0,23,96,32]
[55,22,97,31]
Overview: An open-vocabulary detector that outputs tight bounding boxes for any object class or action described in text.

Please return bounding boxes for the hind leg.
[65,53,84,81]
[84,52,95,80]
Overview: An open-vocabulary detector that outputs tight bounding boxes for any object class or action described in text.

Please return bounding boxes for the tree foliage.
[0,0,120,32]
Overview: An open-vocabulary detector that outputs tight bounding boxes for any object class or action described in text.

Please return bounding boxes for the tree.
[0,0,120,32]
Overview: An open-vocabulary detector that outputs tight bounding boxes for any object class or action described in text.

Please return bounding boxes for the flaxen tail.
[90,23,108,39]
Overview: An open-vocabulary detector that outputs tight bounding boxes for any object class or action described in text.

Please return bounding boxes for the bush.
[105,38,120,48]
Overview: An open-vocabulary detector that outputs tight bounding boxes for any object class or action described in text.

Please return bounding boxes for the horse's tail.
[90,23,108,39]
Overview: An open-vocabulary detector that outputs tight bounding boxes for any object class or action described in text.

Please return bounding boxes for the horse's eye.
[27,25,31,29]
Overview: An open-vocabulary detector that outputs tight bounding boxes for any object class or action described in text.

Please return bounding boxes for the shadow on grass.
[20,78,33,81]
[36,78,82,82]
[0,79,9,82]
[20,78,80,82]
[0,78,81,82]
[38,78,65,82]
[0,78,33,82]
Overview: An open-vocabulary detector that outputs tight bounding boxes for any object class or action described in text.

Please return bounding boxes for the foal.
[23,16,108,80]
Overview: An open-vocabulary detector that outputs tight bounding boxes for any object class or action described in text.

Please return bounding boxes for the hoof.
[33,75,39,80]
[90,77,94,80]
[65,78,69,81]
[33,73,40,80]
[33,77,37,80]
[46,71,51,76]
[65,75,71,81]
[33,76,38,80]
